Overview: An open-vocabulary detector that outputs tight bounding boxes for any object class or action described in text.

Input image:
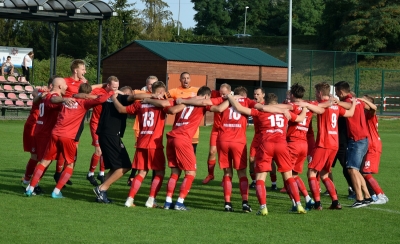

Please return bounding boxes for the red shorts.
[133,148,166,171]
[23,123,35,152]
[166,136,196,171]
[249,134,261,157]
[308,147,337,172]
[255,140,292,173]
[43,134,77,164]
[90,125,99,147]
[288,140,308,174]
[31,136,51,161]
[209,128,218,147]
[362,149,381,174]
[217,141,247,170]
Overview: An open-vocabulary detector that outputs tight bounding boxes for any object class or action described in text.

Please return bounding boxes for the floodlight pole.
[244,6,249,35]
[287,0,292,90]
[97,20,102,84]
[178,0,181,36]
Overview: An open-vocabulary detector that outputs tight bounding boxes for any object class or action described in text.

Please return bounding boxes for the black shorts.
[99,134,131,170]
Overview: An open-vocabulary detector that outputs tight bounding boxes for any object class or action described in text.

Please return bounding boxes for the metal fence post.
[381,70,385,115]
[309,50,313,100]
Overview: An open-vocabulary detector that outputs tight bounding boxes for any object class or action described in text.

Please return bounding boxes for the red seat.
[3,85,13,92]
[15,100,25,107]
[0,76,7,83]
[0,92,6,100]
[19,93,29,100]
[27,100,33,106]
[7,76,17,83]
[4,99,15,106]
[7,92,18,100]
[25,86,34,93]
[14,85,24,93]
[18,76,28,83]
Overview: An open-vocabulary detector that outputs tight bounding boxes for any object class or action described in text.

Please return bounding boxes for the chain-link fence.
[291,49,400,115]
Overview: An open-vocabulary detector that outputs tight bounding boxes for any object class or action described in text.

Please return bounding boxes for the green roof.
[135,40,287,68]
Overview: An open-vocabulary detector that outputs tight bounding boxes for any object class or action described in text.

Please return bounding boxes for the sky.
[129,0,197,29]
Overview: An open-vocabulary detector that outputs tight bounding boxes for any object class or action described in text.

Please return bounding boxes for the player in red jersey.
[227,93,308,215]
[286,83,325,211]
[307,82,356,210]
[25,83,114,197]
[110,81,172,208]
[334,81,373,208]
[21,79,52,191]
[358,95,388,204]
[162,86,229,210]
[202,83,232,184]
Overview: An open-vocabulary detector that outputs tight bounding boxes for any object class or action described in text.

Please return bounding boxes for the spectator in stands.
[1,56,14,76]
[22,51,34,82]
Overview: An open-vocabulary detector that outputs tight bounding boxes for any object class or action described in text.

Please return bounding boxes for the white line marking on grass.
[366,207,400,215]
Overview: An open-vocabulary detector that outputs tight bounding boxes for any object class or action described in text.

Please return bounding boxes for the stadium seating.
[7,93,18,100]
[15,100,25,107]
[18,76,27,83]
[3,85,13,92]
[25,86,34,93]
[19,93,29,100]
[0,86,3,92]
[27,100,33,106]
[4,99,15,107]
[14,85,24,93]
[7,76,17,83]
[0,76,6,83]
[0,92,6,100]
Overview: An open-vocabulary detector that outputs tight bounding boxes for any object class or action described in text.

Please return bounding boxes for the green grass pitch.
[0,119,399,243]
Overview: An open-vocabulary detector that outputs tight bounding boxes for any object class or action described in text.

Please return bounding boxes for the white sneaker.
[145,197,155,208]
[124,197,135,207]
[371,195,386,205]
[382,194,389,203]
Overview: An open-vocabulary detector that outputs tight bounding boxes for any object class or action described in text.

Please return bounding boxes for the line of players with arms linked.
[21,59,388,215]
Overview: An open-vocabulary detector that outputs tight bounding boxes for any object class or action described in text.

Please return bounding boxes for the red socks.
[364,174,384,195]
[30,164,46,188]
[128,174,144,198]
[24,159,38,181]
[308,176,320,202]
[255,180,266,205]
[239,176,249,201]
[55,166,74,190]
[285,178,301,203]
[89,154,100,172]
[294,175,309,197]
[178,175,195,199]
[223,176,232,202]
[149,175,164,198]
[207,160,216,176]
[56,157,64,173]
[166,173,179,198]
[322,177,338,201]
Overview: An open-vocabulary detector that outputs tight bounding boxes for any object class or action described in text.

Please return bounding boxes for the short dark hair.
[315,82,331,96]
[48,75,61,87]
[7,56,11,59]
[152,81,166,93]
[78,83,92,94]
[107,75,119,84]
[234,86,247,96]
[197,86,211,96]
[254,87,265,94]
[363,94,374,103]
[265,93,278,104]
[70,59,85,73]
[119,86,132,92]
[180,72,190,78]
[334,81,351,93]
[290,83,305,99]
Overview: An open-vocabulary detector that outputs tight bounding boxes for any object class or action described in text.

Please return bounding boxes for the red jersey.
[34,93,63,137]
[168,98,222,139]
[344,95,368,141]
[252,101,265,135]
[217,98,254,143]
[211,90,222,130]
[52,92,112,139]
[365,110,382,152]
[315,100,346,149]
[126,100,173,149]
[251,109,298,143]
[287,101,316,141]
[64,77,84,98]
[90,88,108,128]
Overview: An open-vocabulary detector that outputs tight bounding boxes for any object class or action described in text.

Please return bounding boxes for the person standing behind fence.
[22,51,34,81]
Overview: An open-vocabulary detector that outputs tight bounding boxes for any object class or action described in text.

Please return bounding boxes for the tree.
[192,0,231,35]
[141,0,174,40]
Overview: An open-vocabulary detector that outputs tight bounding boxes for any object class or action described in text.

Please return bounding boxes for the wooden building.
[102,40,288,125]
